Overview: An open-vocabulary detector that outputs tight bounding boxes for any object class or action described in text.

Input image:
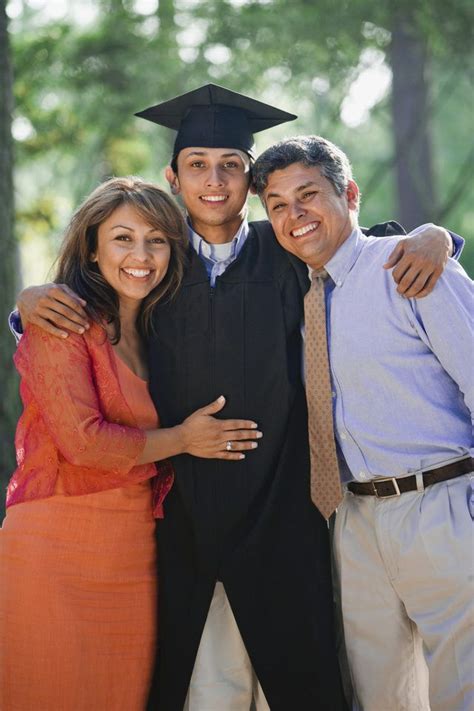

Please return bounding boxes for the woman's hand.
[177,396,262,460]
[140,397,262,465]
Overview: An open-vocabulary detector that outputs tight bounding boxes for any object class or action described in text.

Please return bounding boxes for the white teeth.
[292,222,319,237]
[123,268,151,277]
[201,195,227,202]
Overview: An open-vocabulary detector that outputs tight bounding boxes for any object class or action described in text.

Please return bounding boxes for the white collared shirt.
[188,219,250,286]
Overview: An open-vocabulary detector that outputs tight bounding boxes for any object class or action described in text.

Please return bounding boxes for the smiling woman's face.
[91,203,171,308]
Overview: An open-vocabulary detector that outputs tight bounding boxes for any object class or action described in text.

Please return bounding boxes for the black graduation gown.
[147,220,347,711]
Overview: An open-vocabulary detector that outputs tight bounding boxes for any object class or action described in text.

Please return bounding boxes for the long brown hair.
[55,176,188,342]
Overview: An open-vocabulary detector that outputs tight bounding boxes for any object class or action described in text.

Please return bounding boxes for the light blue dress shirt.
[321,227,473,482]
[188,219,250,286]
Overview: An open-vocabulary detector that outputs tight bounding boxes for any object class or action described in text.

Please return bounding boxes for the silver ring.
[226,441,232,451]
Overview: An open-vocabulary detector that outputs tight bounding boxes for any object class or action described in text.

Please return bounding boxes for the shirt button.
[359,471,367,480]
[331,391,336,398]
[337,280,342,287]
[340,432,347,440]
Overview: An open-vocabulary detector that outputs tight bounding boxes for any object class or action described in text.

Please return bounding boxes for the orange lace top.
[7,322,172,516]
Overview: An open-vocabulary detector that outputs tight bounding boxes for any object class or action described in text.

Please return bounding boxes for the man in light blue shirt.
[253,135,473,711]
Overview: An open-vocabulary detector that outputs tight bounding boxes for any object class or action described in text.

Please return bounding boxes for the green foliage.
[8,0,473,277]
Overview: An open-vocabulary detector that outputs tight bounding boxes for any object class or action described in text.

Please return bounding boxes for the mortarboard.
[135,83,297,160]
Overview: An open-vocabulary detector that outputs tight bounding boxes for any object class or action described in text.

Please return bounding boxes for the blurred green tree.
[195,0,473,265]
[0,0,20,506]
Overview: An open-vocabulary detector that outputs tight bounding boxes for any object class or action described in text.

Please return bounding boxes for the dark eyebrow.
[297,181,318,191]
[185,150,243,159]
[109,224,160,234]
[266,180,318,201]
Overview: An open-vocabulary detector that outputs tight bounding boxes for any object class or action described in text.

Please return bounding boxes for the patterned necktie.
[304,269,343,519]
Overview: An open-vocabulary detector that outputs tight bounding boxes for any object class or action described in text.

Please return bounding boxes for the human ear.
[346,180,360,211]
[165,165,181,195]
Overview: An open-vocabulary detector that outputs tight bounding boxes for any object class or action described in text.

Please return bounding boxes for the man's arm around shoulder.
[13,283,90,340]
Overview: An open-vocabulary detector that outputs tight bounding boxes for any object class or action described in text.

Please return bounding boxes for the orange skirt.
[0,483,157,711]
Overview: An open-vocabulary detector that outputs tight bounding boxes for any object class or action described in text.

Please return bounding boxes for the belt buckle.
[372,477,401,498]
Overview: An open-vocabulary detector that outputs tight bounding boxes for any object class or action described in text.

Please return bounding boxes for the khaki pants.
[184,582,270,711]
[333,472,474,711]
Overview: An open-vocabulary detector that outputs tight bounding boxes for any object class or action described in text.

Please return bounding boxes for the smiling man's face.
[165,147,251,244]
[263,162,359,269]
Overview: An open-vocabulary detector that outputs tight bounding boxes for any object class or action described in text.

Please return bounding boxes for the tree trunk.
[155,0,185,160]
[0,0,20,510]
[390,15,437,229]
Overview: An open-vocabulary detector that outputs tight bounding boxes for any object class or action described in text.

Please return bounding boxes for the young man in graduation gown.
[14,85,460,711]
[139,86,345,710]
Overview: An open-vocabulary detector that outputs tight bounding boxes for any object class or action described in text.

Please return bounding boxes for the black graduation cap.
[135,83,297,160]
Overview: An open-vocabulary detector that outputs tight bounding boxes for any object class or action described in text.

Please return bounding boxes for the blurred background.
[0,0,473,504]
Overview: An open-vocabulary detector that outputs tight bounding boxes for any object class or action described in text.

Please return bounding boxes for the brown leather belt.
[347,457,473,498]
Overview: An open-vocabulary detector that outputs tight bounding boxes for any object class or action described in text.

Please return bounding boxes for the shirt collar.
[324,226,365,288]
[188,219,249,260]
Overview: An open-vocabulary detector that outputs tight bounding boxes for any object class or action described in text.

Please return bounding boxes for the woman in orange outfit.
[0,177,261,711]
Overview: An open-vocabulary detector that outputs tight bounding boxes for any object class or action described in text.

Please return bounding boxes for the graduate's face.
[91,203,171,308]
[263,163,359,270]
[166,147,251,243]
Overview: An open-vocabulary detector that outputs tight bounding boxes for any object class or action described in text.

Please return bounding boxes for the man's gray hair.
[252,135,353,197]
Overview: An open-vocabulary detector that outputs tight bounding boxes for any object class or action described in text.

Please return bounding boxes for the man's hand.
[383,224,452,298]
[17,283,90,338]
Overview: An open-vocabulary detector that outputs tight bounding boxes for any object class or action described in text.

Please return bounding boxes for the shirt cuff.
[449,231,464,260]
[9,310,23,344]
